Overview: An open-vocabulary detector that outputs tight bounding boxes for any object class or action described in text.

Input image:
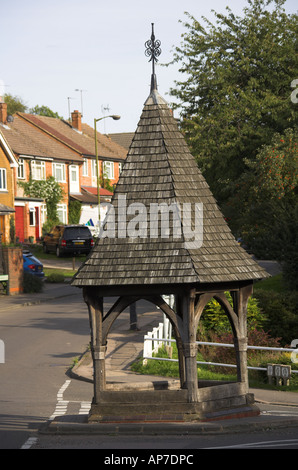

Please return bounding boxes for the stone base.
[88,381,259,423]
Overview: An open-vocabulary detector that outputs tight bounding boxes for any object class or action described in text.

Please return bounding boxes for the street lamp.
[94,115,121,228]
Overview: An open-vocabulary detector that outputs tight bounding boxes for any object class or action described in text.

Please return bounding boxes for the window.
[64,227,91,239]
[53,162,66,182]
[82,158,88,177]
[41,204,47,226]
[29,208,35,226]
[57,204,67,224]
[91,159,98,177]
[17,158,25,179]
[31,160,46,180]
[91,159,98,186]
[0,168,7,190]
[103,161,114,179]
[119,162,123,175]
[69,164,79,193]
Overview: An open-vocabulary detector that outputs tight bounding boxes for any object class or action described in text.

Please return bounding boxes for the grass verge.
[44,267,76,279]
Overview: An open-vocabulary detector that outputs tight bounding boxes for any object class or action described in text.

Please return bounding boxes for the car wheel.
[43,243,48,253]
[56,246,61,257]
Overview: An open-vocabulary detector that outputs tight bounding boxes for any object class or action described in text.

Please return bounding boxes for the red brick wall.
[2,246,23,295]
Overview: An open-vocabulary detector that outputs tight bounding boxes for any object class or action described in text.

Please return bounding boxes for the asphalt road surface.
[0,288,92,449]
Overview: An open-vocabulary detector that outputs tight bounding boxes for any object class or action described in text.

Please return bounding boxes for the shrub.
[23,273,44,293]
[68,200,82,224]
[46,273,65,283]
[199,292,266,335]
[197,328,282,377]
[253,289,298,346]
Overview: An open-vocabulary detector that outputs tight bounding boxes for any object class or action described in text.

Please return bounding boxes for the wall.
[0,145,15,243]
[2,246,23,295]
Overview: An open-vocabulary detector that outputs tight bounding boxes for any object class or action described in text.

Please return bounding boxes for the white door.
[69,165,80,193]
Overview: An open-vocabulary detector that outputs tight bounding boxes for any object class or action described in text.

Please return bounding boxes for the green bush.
[68,200,82,224]
[198,292,266,335]
[46,273,65,283]
[23,273,44,293]
[197,328,282,377]
[253,290,298,346]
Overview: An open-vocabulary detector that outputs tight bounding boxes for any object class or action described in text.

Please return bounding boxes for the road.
[1,283,298,450]
[0,287,93,449]
[31,425,298,449]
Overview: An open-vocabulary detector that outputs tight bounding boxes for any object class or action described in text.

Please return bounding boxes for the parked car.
[23,250,45,278]
[42,225,94,257]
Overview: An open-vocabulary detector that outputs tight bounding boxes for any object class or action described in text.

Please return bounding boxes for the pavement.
[1,275,298,435]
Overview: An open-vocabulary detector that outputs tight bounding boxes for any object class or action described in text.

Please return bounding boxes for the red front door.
[15,206,25,242]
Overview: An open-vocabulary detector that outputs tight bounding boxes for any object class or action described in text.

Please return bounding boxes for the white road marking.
[21,437,38,449]
[49,379,71,420]
[79,401,92,415]
[204,439,298,449]
[261,410,298,417]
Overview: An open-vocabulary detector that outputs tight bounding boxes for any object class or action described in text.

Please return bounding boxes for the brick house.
[0,103,127,242]
[0,126,18,244]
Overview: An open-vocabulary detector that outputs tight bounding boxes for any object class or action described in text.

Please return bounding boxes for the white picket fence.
[143,316,172,359]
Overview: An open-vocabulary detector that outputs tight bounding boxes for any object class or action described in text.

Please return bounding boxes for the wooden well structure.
[72,27,268,422]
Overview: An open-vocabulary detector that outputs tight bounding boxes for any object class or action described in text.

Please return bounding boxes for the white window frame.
[41,204,47,226]
[82,158,88,177]
[91,159,98,186]
[57,203,67,224]
[119,162,123,175]
[17,158,26,179]
[29,207,35,226]
[53,162,66,182]
[31,160,46,180]
[103,161,114,179]
[0,168,7,190]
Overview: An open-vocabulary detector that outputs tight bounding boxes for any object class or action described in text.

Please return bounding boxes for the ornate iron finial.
[145,23,161,92]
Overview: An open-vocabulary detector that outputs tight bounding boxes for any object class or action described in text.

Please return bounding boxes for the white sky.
[1,0,297,133]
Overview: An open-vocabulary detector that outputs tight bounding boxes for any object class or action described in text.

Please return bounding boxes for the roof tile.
[72,89,269,287]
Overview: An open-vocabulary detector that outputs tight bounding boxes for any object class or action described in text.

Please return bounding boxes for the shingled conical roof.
[72,84,268,288]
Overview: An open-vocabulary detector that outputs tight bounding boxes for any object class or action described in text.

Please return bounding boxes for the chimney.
[71,110,82,132]
[0,102,7,125]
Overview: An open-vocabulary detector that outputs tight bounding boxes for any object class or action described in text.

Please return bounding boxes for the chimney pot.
[71,109,82,132]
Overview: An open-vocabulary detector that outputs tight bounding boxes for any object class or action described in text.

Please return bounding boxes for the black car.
[43,225,94,257]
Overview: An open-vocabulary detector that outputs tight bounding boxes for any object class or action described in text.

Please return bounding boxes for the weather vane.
[145,23,161,92]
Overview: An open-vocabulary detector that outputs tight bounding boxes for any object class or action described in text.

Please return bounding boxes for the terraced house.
[0,101,127,243]
[0,128,18,244]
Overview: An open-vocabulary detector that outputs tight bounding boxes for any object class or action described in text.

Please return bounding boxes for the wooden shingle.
[72,89,268,287]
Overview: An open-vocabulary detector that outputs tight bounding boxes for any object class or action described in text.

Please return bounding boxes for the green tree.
[29,105,63,119]
[68,199,82,224]
[227,128,298,288]
[249,128,298,200]
[19,176,64,226]
[4,93,27,115]
[168,0,298,205]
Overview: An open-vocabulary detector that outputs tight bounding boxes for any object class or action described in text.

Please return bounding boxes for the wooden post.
[233,284,253,390]
[83,289,106,404]
[176,335,186,388]
[129,302,138,330]
[234,336,248,386]
[182,289,198,403]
